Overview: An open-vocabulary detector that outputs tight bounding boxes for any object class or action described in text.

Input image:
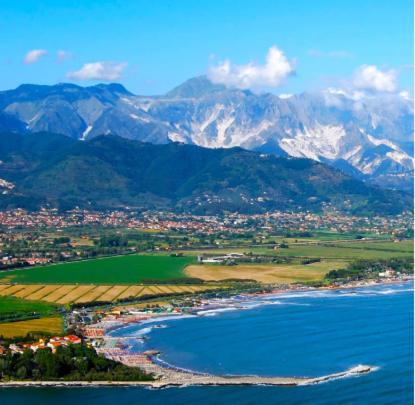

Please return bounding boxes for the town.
[0,208,412,270]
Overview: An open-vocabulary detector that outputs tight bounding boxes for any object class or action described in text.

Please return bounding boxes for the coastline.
[1,278,411,389]
[0,365,374,388]
[90,279,408,388]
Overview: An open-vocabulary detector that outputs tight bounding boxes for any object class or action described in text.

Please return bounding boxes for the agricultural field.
[0,295,57,318]
[270,240,413,260]
[179,240,413,261]
[0,316,63,338]
[0,283,224,305]
[0,254,195,284]
[186,261,345,283]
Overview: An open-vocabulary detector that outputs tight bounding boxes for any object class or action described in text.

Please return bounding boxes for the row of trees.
[325,257,413,281]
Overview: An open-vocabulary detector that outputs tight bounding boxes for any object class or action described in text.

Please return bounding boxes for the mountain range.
[0,77,413,191]
[0,132,410,215]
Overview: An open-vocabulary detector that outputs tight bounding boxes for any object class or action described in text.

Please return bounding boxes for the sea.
[1,282,413,405]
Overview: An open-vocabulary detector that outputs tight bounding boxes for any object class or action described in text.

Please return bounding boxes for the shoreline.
[0,365,375,389]
[1,279,410,389]
[92,280,406,388]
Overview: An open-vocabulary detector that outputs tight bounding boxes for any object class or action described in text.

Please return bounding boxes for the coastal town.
[0,208,412,235]
[0,208,412,386]
[0,282,388,387]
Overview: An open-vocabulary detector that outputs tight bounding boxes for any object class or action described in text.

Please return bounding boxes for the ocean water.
[1,283,413,405]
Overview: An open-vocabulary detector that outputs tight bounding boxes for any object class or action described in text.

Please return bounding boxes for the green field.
[0,295,56,318]
[270,241,413,259]
[0,255,195,284]
[179,240,413,261]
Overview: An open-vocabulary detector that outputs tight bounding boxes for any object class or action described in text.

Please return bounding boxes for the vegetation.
[0,255,195,284]
[0,344,154,381]
[53,237,70,245]
[0,317,63,338]
[185,261,344,284]
[0,296,57,323]
[0,284,223,306]
[98,234,128,247]
[0,132,411,215]
[181,240,413,260]
[325,258,414,281]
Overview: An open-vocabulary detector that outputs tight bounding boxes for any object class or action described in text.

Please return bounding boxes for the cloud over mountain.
[68,61,127,81]
[208,46,294,90]
[353,65,397,93]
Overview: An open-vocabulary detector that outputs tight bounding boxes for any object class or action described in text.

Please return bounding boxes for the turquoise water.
[1,283,413,404]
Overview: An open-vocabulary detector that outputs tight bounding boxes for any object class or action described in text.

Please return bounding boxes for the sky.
[1,0,413,96]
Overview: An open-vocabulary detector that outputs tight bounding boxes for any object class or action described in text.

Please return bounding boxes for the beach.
[83,280,411,388]
[0,281,412,404]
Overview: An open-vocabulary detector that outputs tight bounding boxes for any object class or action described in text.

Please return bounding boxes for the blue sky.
[1,0,413,95]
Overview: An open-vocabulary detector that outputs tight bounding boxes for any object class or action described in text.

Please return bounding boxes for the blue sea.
[1,282,413,404]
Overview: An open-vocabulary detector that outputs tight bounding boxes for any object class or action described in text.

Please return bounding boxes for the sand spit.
[0,365,374,388]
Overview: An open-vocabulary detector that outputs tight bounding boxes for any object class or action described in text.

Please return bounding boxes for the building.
[379,269,396,278]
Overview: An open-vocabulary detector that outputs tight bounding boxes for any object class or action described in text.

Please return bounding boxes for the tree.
[16,365,27,379]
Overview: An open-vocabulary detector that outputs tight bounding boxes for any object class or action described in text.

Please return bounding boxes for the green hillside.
[0,132,411,215]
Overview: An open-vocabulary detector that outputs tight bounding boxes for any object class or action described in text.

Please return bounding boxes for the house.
[49,336,66,344]
[49,335,81,345]
[379,269,396,278]
[47,341,63,353]
[30,342,46,352]
[9,343,27,354]
[64,335,82,344]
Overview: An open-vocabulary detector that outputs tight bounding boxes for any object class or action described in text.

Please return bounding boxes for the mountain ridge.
[0,78,412,190]
[0,132,410,215]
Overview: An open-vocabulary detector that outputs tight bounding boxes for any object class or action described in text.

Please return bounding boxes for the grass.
[0,295,56,317]
[70,237,95,246]
[0,316,63,338]
[0,254,195,284]
[179,240,413,260]
[327,240,413,253]
[186,260,345,284]
[270,244,412,259]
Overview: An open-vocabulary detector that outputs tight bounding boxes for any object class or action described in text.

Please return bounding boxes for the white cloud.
[208,46,294,90]
[399,90,412,101]
[352,65,397,93]
[24,49,47,64]
[56,50,72,63]
[67,61,127,81]
[278,93,293,99]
